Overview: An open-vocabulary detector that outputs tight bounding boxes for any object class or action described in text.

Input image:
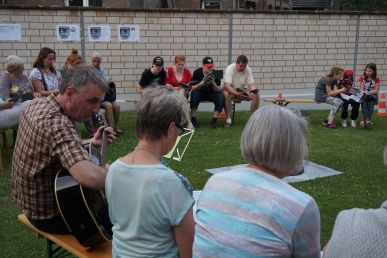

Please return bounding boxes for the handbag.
[104,82,116,102]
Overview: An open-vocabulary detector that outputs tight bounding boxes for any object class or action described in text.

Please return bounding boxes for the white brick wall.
[0,8,386,94]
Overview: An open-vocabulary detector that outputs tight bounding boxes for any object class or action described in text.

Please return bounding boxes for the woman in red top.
[166,55,194,129]
[166,55,192,95]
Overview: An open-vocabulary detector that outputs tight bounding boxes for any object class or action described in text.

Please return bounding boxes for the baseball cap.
[153,56,164,66]
[203,56,215,68]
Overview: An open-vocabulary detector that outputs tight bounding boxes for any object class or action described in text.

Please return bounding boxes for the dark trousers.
[190,91,225,113]
[361,99,376,120]
[29,214,70,234]
[341,99,360,120]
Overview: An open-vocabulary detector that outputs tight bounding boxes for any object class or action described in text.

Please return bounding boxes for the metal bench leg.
[47,239,71,258]
[232,102,236,124]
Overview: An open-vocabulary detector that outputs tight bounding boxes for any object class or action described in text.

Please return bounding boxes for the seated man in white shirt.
[223,55,260,127]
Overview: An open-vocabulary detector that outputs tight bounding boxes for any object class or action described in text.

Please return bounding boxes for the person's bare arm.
[136,85,144,94]
[326,85,346,96]
[69,160,107,189]
[31,79,58,97]
[224,82,249,100]
[173,207,195,258]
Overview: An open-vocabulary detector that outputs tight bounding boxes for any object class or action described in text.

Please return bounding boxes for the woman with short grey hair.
[194,105,321,258]
[105,87,194,258]
[0,55,36,129]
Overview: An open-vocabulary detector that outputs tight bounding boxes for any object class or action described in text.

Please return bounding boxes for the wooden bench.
[18,214,112,258]
[125,98,238,123]
[263,98,315,107]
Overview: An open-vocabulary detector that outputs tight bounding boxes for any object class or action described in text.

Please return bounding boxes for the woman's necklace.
[131,146,161,163]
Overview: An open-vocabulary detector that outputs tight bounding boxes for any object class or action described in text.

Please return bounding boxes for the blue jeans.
[190,90,225,113]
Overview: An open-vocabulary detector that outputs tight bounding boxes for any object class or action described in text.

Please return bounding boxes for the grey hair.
[92,51,102,60]
[136,86,189,141]
[241,105,309,177]
[5,55,24,72]
[59,65,107,94]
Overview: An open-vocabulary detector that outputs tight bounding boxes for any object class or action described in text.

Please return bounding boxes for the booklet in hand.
[236,88,258,96]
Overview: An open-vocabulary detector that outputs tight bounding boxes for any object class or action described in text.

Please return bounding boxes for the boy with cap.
[190,56,225,128]
[223,55,259,127]
[137,56,167,93]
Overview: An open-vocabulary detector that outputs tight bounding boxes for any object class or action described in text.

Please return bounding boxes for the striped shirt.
[193,167,321,258]
[12,94,90,220]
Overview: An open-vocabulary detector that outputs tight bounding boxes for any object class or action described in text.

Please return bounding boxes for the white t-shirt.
[105,160,194,258]
[29,68,62,91]
[224,63,254,89]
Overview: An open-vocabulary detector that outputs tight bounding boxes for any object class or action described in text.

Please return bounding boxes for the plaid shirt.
[12,94,90,220]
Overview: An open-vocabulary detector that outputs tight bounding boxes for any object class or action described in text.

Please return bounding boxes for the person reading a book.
[105,87,194,258]
[315,67,347,129]
[359,63,380,129]
[137,56,167,94]
[190,56,225,128]
[223,55,260,127]
[337,70,360,128]
[166,54,194,129]
[12,65,116,234]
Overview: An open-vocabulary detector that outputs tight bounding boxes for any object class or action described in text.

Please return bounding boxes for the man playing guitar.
[12,65,116,234]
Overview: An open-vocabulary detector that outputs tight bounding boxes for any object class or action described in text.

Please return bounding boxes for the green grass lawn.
[1,110,387,257]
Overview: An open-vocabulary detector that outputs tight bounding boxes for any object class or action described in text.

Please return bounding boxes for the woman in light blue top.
[194,105,321,258]
[105,86,194,258]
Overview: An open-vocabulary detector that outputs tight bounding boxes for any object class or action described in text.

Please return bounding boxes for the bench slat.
[18,214,112,258]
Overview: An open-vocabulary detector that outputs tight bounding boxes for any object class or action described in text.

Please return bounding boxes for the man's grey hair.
[59,65,107,94]
[5,55,24,72]
[136,86,189,141]
[92,51,102,60]
[241,105,308,177]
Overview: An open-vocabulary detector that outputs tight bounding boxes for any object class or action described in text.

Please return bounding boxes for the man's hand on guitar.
[92,126,116,147]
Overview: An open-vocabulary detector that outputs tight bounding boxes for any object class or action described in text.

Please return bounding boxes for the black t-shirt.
[192,68,221,93]
[138,69,166,88]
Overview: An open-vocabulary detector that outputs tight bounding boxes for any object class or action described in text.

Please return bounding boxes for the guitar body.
[55,169,113,247]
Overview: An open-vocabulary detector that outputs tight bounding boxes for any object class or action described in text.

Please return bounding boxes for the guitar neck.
[100,131,107,166]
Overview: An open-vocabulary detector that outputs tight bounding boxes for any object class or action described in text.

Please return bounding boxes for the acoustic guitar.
[54,113,112,247]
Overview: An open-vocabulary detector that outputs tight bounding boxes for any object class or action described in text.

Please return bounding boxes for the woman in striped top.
[194,105,321,258]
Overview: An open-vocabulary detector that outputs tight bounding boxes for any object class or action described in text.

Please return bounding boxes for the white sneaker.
[342,119,347,127]
[351,120,356,128]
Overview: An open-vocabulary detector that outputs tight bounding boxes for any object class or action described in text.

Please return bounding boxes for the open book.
[340,87,362,103]
[236,88,258,96]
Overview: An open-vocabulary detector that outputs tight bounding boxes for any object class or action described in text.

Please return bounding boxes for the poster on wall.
[118,25,140,42]
[56,24,80,41]
[0,24,21,41]
[88,24,111,42]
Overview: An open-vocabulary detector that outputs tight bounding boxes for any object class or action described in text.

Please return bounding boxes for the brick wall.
[0,7,386,94]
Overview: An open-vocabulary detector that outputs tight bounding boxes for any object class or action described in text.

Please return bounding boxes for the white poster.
[88,24,111,42]
[118,24,140,42]
[56,24,80,41]
[0,24,21,41]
